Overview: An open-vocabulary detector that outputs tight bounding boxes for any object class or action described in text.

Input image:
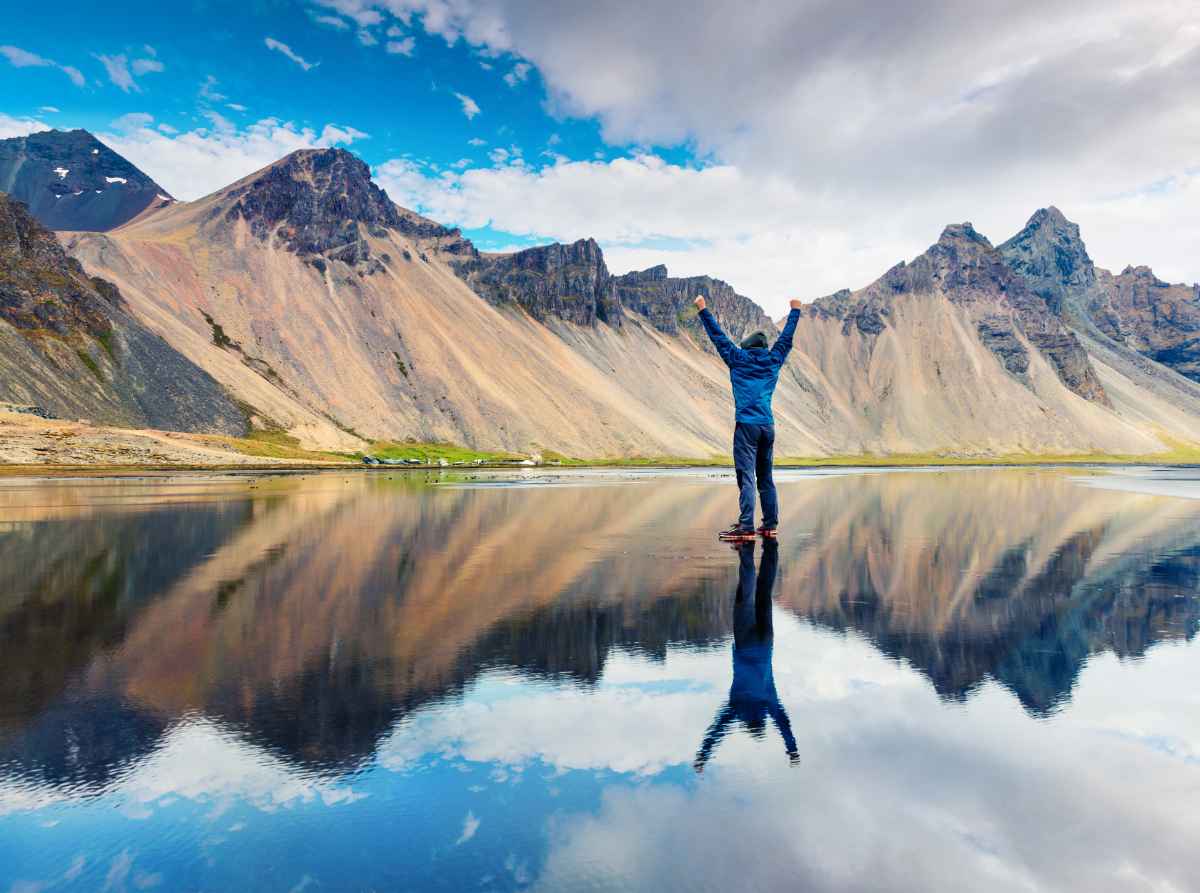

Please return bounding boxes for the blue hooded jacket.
[699,307,800,425]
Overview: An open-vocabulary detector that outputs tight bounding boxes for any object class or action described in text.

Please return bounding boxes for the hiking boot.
[757,526,778,539]
[718,523,756,541]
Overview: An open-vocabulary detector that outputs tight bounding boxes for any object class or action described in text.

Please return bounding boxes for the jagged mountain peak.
[937,221,992,247]
[1118,264,1164,283]
[218,146,452,265]
[623,263,669,282]
[0,128,173,232]
[998,206,1095,316]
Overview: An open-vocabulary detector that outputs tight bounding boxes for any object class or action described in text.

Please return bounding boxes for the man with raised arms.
[694,294,803,541]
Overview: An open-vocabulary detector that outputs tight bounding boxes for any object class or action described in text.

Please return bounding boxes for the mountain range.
[4,128,1200,459]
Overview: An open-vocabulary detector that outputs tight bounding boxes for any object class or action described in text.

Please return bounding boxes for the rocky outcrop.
[0,129,173,232]
[0,194,245,434]
[613,264,776,347]
[221,148,455,268]
[998,207,1095,317]
[1001,206,1200,384]
[1088,266,1200,383]
[453,243,774,343]
[454,238,624,327]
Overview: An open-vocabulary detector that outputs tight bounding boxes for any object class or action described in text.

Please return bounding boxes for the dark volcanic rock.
[613,264,776,346]
[0,194,245,433]
[0,129,172,232]
[976,317,1030,377]
[454,242,778,341]
[1001,206,1200,384]
[222,148,453,267]
[455,238,624,327]
[1089,266,1200,383]
[998,207,1094,316]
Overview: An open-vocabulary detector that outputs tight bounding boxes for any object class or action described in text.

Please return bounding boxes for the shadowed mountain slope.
[0,194,245,432]
[0,129,173,232]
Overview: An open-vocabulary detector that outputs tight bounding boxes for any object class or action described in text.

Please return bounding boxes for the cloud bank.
[343,0,1200,312]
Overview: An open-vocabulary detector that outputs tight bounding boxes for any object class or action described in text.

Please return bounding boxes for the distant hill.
[0,129,173,232]
[53,144,1200,457]
[0,193,245,433]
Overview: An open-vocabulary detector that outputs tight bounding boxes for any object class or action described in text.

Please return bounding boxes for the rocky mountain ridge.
[614,264,776,347]
[0,129,173,232]
[452,238,773,347]
[453,238,624,327]
[219,148,460,270]
[807,220,1109,405]
[18,140,1200,457]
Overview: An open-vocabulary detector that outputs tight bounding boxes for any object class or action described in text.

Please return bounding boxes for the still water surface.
[1,467,1198,892]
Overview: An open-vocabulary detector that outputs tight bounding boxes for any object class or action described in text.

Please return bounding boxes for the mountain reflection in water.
[0,468,1198,891]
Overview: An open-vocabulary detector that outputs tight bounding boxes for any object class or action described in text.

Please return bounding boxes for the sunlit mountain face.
[1,468,1199,891]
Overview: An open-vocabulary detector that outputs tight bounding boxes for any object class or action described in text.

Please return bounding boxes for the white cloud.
[0,112,50,140]
[38,105,60,113]
[265,37,318,71]
[227,103,248,112]
[111,112,156,131]
[1,45,50,67]
[199,74,226,103]
[131,57,164,76]
[334,0,1200,309]
[375,152,910,309]
[94,53,137,92]
[1,43,85,86]
[319,123,369,144]
[453,91,481,119]
[312,13,351,30]
[98,115,370,201]
[357,29,379,46]
[467,137,487,146]
[376,146,1200,313]
[204,110,235,133]
[0,718,367,818]
[311,0,383,28]
[386,37,416,56]
[503,61,531,87]
[455,811,481,845]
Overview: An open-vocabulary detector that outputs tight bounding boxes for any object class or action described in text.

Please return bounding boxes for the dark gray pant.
[733,422,778,530]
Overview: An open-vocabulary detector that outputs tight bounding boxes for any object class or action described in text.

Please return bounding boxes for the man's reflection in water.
[694,539,799,772]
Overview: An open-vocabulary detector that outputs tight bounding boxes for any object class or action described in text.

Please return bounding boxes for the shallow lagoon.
[1,466,1198,892]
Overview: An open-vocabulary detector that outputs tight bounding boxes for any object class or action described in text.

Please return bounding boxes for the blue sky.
[2,0,1198,315]
[0,0,647,253]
